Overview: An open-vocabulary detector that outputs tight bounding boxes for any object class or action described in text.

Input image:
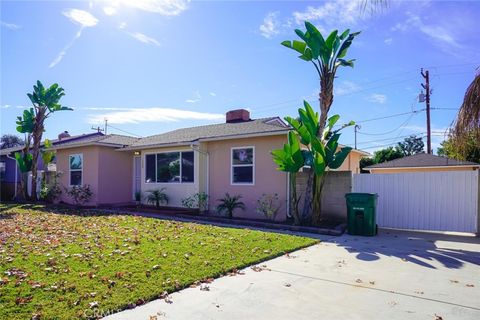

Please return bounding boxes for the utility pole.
[420,68,431,154]
[104,118,108,135]
[354,124,361,149]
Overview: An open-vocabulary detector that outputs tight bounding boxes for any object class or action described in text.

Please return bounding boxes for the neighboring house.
[365,153,480,173]
[52,109,368,221]
[0,131,108,201]
[0,144,50,201]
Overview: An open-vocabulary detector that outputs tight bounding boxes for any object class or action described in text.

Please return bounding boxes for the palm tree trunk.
[30,110,45,202]
[290,172,301,225]
[310,72,335,225]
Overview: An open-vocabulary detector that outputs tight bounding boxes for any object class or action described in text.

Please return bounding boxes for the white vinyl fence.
[353,171,479,233]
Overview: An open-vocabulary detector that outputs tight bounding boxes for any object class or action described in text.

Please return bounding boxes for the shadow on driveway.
[330,229,480,269]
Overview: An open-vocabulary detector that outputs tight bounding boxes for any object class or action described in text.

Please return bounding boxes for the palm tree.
[16,81,72,201]
[216,193,245,219]
[451,72,480,157]
[146,189,169,208]
[281,22,360,219]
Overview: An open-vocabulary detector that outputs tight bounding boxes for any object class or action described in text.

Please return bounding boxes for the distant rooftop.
[365,153,480,169]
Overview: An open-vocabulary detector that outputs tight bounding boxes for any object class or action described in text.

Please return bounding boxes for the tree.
[397,135,424,156]
[373,146,403,164]
[273,102,353,225]
[282,22,360,219]
[15,81,72,201]
[438,132,480,163]
[0,134,24,149]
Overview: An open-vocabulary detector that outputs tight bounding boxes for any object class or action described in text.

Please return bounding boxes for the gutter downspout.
[6,154,18,200]
[190,143,210,208]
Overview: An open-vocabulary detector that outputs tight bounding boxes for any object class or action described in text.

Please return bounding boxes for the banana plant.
[281,23,360,130]
[17,81,73,201]
[272,131,304,225]
[281,22,359,220]
[281,101,354,225]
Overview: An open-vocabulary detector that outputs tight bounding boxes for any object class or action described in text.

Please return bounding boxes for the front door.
[133,156,141,198]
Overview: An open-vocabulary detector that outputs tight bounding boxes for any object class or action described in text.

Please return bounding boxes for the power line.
[106,124,142,137]
[357,113,416,136]
[355,133,426,146]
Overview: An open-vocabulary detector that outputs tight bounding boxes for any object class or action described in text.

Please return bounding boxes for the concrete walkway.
[104,229,480,320]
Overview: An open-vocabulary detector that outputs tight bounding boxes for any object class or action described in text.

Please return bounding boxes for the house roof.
[121,117,290,150]
[0,132,108,155]
[49,133,139,150]
[365,153,480,170]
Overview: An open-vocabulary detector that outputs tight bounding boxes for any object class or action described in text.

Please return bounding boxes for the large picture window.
[69,154,83,186]
[145,151,194,183]
[231,147,254,184]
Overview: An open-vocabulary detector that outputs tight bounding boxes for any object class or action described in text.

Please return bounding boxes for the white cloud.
[87,107,224,124]
[391,11,468,57]
[292,0,362,27]
[367,93,387,104]
[120,0,188,16]
[1,21,20,30]
[63,9,98,27]
[259,12,280,39]
[118,22,127,30]
[103,6,117,16]
[126,32,160,46]
[209,92,216,97]
[334,81,361,96]
[185,91,201,103]
[1,104,11,109]
[384,38,393,45]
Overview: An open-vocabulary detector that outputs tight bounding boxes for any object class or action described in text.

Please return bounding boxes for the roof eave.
[367,165,480,171]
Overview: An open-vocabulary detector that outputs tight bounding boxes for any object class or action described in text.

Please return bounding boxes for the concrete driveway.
[105,229,480,320]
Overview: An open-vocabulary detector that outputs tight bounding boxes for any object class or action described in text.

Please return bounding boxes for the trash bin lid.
[345,193,378,198]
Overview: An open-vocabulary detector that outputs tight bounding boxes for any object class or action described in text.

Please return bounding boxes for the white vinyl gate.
[353,171,479,233]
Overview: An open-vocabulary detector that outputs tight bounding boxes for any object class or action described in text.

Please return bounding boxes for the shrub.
[40,173,63,203]
[181,192,209,212]
[256,193,281,221]
[216,193,245,219]
[66,185,93,206]
[146,188,169,208]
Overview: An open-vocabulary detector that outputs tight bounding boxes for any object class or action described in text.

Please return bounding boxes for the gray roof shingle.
[124,117,289,149]
[366,153,480,169]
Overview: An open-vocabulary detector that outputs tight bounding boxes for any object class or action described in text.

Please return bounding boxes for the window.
[69,154,83,186]
[231,147,254,184]
[145,151,194,183]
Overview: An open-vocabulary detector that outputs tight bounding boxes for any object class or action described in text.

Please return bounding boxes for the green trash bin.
[345,193,378,236]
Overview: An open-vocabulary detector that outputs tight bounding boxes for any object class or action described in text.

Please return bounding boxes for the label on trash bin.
[352,207,364,211]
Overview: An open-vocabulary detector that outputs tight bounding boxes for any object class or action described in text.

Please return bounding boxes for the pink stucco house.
[51,110,367,221]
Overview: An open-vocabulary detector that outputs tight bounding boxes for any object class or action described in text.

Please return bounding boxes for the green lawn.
[0,204,317,319]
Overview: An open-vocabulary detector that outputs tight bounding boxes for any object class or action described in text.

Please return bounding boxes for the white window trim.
[144,150,195,184]
[69,153,83,187]
[231,146,255,186]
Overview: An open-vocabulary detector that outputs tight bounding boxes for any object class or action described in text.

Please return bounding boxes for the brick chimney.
[58,131,71,140]
[226,109,251,123]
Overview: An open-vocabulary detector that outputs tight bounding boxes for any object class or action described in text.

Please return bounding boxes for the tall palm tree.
[451,72,480,155]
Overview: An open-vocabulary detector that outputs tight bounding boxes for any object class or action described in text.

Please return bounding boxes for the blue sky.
[1,0,479,153]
